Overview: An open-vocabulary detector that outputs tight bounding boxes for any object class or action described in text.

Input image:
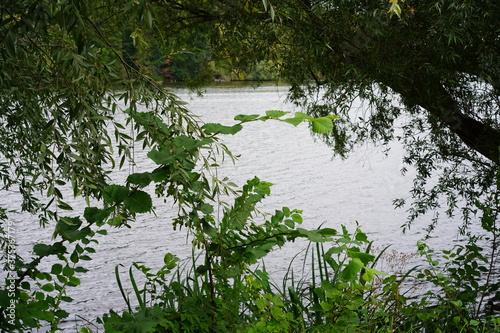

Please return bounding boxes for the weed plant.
[3,106,499,332]
[99,222,500,332]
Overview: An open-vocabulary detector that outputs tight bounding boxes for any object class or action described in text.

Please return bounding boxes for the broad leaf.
[33,242,67,257]
[282,117,304,126]
[348,250,375,264]
[103,185,129,203]
[173,135,198,148]
[54,217,91,242]
[199,203,214,214]
[148,149,176,165]
[362,267,386,281]
[84,207,113,225]
[124,190,153,213]
[294,112,313,119]
[339,257,364,281]
[265,110,289,118]
[151,167,169,182]
[311,117,334,133]
[234,114,260,122]
[127,172,152,188]
[202,123,243,135]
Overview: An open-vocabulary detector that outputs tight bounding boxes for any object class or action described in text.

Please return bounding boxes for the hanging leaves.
[202,123,243,135]
[124,190,153,213]
[103,185,130,204]
[232,111,339,133]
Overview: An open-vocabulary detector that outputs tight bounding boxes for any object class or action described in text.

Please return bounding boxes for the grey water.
[3,83,479,330]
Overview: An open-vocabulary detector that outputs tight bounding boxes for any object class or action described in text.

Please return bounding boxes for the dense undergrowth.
[1,1,499,332]
[1,107,500,332]
[0,106,499,333]
[96,212,500,333]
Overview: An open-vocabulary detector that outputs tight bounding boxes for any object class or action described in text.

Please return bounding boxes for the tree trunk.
[386,77,500,164]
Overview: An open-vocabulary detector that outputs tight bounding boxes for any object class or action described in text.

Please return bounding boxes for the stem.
[476,182,500,315]
[227,232,290,250]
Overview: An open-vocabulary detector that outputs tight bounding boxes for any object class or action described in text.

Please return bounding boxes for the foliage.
[153,0,500,232]
[100,223,393,332]
[0,20,340,326]
[0,0,208,331]
[402,190,500,332]
[99,223,500,333]
[1,1,500,332]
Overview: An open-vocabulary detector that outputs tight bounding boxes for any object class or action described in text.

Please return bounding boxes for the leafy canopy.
[155,0,500,231]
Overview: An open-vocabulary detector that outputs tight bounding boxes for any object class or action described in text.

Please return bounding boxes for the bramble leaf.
[282,117,304,126]
[148,149,175,165]
[127,172,152,188]
[311,117,334,133]
[124,190,153,213]
[339,258,364,281]
[265,110,289,118]
[234,114,260,122]
[103,185,129,203]
[203,123,243,135]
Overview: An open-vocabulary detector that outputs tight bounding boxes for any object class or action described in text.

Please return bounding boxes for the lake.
[4,83,479,330]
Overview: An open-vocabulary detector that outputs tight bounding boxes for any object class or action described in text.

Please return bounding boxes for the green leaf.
[63,266,74,277]
[294,112,312,119]
[51,264,63,275]
[321,280,335,292]
[265,110,289,118]
[70,251,79,263]
[84,207,113,225]
[148,149,175,165]
[127,172,152,188]
[362,267,386,281]
[291,213,303,224]
[469,319,480,326]
[311,117,334,133]
[362,270,374,281]
[320,302,334,311]
[234,114,260,122]
[33,244,51,257]
[202,123,243,135]
[164,253,178,266]
[103,185,129,203]
[348,250,375,265]
[74,266,89,273]
[318,228,337,236]
[31,310,55,322]
[296,228,325,242]
[41,283,55,292]
[55,309,70,318]
[54,217,90,242]
[57,200,73,210]
[282,117,304,126]
[151,167,169,182]
[124,190,153,213]
[68,276,81,286]
[339,258,364,281]
[355,231,368,242]
[33,242,67,257]
[173,135,198,148]
[199,203,214,214]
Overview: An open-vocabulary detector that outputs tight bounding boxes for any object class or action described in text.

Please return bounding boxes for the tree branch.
[395,77,500,163]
